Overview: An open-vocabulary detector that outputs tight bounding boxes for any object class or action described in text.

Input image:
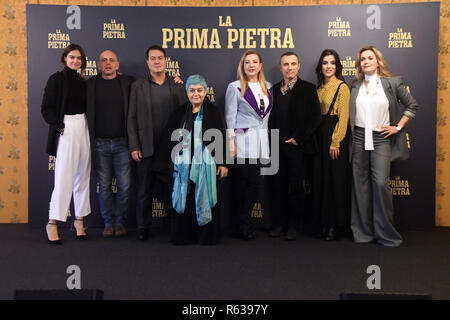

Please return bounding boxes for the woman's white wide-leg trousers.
[49,114,91,222]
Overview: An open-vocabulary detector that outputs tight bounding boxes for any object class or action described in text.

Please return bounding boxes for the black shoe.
[72,218,88,240]
[324,225,335,241]
[285,227,297,241]
[46,223,62,245]
[137,228,149,241]
[269,226,283,238]
[241,231,256,240]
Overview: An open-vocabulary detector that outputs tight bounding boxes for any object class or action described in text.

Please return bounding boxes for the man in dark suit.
[128,45,186,240]
[268,52,321,240]
[86,50,135,238]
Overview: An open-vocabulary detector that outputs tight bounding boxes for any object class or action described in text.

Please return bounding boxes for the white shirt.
[248,81,269,113]
[355,74,389,150]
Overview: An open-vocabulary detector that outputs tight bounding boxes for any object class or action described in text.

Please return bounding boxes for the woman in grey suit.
[225,50,272,240]
[349,46,419,247]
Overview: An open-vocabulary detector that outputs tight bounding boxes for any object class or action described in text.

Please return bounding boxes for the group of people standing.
[41,43,418,248]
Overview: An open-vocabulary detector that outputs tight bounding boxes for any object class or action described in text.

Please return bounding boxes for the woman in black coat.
[41,43,91,244]
[154,74,228,245]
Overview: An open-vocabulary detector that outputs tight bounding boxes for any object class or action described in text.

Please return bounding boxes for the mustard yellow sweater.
[317,76,350,147]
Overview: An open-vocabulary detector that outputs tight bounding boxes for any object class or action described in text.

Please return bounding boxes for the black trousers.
[234,160,263,236]
[170,181,221,245]
[271,142,305,231]
[135,157,172,230]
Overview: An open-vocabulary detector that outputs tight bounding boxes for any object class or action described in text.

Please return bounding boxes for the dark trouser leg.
[272,143,305,231]
[286,146,305,231]
[235,161,261,236]
[272,167,288,230]
[170,181,197,244]
[198,202,221,245]
[135,157,153,230]
[272,143,289,230]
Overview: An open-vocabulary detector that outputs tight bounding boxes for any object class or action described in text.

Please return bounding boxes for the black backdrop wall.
[27,3,439,230]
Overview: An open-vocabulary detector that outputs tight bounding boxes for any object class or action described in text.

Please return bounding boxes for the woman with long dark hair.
[41,43,91,244]
[314,49,351,241]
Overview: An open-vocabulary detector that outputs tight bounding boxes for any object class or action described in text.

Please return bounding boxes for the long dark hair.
[60,43,87,70]
[315,49,344,86]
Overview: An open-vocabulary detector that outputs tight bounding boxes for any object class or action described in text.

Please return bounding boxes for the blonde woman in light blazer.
[225,50,273,240]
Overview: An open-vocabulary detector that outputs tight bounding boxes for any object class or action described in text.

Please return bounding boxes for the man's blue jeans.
[94,137,131,227]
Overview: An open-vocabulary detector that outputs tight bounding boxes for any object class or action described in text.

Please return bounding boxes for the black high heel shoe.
[72,217,88,240]
[46,222,62,245]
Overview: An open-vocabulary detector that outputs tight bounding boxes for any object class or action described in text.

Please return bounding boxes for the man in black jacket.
[86,50,135,238]
[268,52,321,240]
[128,45,186,240]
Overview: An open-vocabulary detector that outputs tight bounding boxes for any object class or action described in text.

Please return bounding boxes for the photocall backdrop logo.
[389,176,411,196]
[251,202,263,219]
[48,155,55,171]
[328,17,351,37]
[206,87,215,103]
[162,15,295,50]
[388,28,413,49]
[152,198,167,218]
[342,56,356,77]
[166,57,180,77]
[48,29,70,49]
[103,19,126,39]
[84,57,97,76]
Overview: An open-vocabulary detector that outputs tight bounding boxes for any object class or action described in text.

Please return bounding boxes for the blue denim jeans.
[94,137,131,227]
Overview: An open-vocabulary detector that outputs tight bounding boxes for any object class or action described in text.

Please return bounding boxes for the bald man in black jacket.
[86,50,135,238]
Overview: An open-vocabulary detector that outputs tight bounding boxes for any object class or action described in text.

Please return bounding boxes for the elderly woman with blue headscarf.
[154,75,228,245]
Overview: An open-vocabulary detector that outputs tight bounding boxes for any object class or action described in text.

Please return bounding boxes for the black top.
[63,67,86,115]
[269,78,322,154]
[152,97,228,173]
[94,77,125,138]
[271,88,293,140]
[127,76,186,158]
[180,105,197,133]
[178,104,199,158]
[149,78,172,144]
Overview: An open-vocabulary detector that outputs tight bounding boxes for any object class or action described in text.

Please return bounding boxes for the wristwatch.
[396,125,402,132]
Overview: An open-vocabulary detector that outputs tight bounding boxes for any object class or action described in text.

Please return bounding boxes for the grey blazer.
[349,76,419,162]
[127,76,186,158]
